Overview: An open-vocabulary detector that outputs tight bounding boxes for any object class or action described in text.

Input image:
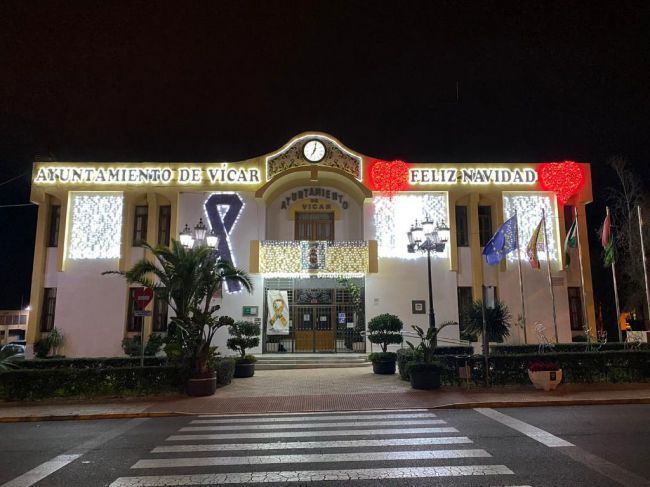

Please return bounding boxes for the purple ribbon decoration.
[204,193,244,293]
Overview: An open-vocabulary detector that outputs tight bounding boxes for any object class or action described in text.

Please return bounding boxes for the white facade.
[27,133,596,357]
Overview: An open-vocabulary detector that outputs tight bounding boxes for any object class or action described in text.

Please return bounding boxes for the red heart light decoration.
[370,160,409,198]
[537,161,585,205]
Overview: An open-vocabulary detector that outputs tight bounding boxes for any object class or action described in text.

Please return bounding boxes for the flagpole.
[607,207,623,342]
[574,206,590,338]
[638,205,650,329]
[542,208,559,343]
[515,210,527,343]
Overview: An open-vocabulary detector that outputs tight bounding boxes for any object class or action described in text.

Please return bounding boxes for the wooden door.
[313,305,335,352]
[295,212,334,241]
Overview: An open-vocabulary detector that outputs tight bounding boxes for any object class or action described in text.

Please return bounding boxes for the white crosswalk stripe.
[109,408,522,486]
[180,418,446,432]
[197,408,431,418]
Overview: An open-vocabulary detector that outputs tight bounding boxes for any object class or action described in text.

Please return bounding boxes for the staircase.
[256,353,369,370]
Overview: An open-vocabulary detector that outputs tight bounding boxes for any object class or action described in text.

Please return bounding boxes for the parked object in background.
[528,361,563,391]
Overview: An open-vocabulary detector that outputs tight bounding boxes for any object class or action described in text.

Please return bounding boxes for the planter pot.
[528,369,563,391]
[187,371,217,397]
[372,360,396,375]
[409,364,441,390]
[234,362,256,378]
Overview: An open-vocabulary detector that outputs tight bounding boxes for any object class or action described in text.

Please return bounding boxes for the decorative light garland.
[503,192,559,263]
[67,192,123,260]
[370,160,409,198]
[537,161,585,205]
[374,193,448,259]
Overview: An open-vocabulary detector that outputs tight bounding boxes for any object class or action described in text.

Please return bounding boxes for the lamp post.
[407,216,450,346]
[179,218,219,250]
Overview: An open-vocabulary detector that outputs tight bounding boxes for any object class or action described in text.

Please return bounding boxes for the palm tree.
[462,299,512,343]
[104,240,253,374]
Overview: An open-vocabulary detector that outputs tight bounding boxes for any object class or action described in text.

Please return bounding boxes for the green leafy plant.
[367,313,403,353]
[47,328,64,356]
[406,322,458,364]
[461,299,512,343]
[0,349,19,372]
[104,240,253,375]
[121,334,165,357]
[368,351,397,363]
[227,321,261,361]
[216,357,236,385]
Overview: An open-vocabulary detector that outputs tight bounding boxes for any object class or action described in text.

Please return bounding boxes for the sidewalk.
[2,367,649,422]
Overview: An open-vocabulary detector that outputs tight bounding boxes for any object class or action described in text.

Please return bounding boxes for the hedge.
[397,347,474,381]
[397,349,650,386]
[15,357,167,369]
[490,343,649,355]
[0,366,183,400]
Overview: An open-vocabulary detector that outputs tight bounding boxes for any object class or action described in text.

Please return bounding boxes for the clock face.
[303,140,326,162]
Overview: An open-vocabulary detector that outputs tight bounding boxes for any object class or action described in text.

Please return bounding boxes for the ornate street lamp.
[179,223,194,248]
[180,219,219,250]
[407,215,450,343]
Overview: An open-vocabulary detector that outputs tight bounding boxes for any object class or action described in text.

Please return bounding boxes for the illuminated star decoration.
[537,161,585,205]
[370,159,409,199]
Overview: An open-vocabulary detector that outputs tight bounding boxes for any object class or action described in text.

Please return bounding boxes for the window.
[152,296,168,332]
[564,205,576,232]
[455,206,469,246]
[40,288,57,332]
[457,287,474,341]
[568,287,584,331]
[295,212,334,241]
[133,206,148,245]
[158,206,171,246]
[126,288,144,332]
[478,206,493,246]
[48,205,61,247]
[19,314,27,325]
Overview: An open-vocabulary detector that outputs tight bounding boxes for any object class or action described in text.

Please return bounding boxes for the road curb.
[1,397,649,422]
[0,411,191,423]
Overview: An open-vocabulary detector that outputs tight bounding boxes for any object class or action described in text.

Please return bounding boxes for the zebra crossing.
[109,408,528,486]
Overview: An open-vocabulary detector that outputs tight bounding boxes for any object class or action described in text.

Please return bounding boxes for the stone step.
[256,362,371,370]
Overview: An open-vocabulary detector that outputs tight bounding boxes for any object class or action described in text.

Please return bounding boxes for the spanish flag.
[527,218,544,270]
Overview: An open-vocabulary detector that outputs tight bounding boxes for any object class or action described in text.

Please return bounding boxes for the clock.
[303,139,326,162]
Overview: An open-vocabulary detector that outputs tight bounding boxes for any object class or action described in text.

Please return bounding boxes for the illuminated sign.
[280,187,349,210]
[409,167,538,185]
[33,164,261,186]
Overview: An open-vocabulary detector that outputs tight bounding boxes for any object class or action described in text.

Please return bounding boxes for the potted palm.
[527,361,563,391]
[104,240,253,396]
[367,313,403,374]
[227,321,261,378]
[406,321,457,390]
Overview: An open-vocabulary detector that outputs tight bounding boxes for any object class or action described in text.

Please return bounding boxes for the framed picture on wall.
[412,300,426,314]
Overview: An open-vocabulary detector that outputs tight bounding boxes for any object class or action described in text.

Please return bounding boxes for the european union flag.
[482,215,518,265]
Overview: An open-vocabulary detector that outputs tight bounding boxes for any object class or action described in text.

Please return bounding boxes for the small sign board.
[133,287,154,310]
[133,310,152,317]
[242,306,259,317]
[337,312,346,324]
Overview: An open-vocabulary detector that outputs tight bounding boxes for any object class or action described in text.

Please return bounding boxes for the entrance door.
[294,305,335,352]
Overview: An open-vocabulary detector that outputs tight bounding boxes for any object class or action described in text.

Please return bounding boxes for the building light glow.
[67,192,123,260]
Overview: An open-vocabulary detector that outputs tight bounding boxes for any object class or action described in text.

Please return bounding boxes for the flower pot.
[187,371,217,397]
[409,363,441,390]
[234,362,256,378]
[372,360,396,375]
[528,369,563,391]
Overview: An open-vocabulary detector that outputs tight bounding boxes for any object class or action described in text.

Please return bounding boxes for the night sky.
[1,1,648,309]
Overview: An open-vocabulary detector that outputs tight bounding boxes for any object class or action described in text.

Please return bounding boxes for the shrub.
[368,351,397,363]
[16,357,167,369]
[407,361,441,375]
[491,342,649,355]
[33,339,51,359]
[0,366,183,400]
[462,299,512,343]
[122,335,165,357]
[235,354,257,364]
[216,358,236,385]
[367,314,403,352]
[227,321,261,358]
[396,348,421,380]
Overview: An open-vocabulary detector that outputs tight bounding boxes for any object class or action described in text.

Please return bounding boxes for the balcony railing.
[250,240,378,277]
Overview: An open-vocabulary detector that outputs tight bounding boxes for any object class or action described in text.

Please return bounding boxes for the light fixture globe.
[206,229,218,249]
[437,220,450,244]
[194,218,207,241]
[411,221,424,244]
[179,223,193,248]
[422,215,434,237]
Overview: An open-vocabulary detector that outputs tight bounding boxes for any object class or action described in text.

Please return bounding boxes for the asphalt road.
[0,405,648,486]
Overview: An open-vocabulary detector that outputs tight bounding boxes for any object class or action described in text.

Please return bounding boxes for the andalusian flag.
[526,217,544,270]
[564,218,578,268]
[602,209,615,267]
